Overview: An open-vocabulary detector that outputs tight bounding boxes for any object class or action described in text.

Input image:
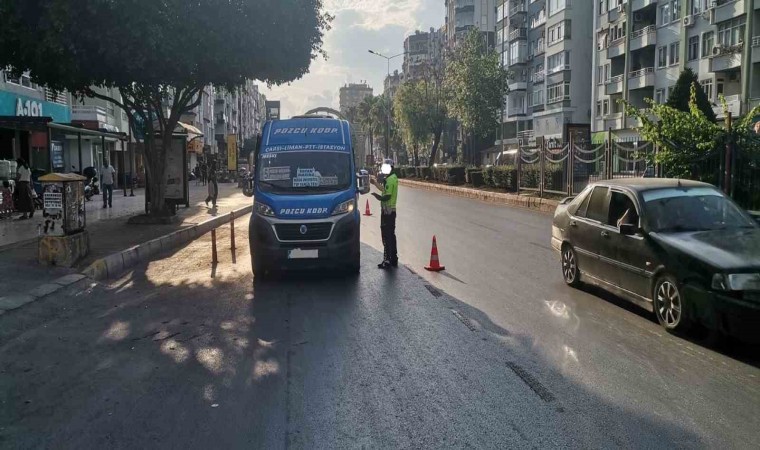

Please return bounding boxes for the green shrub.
[482,166,495,187]
[447,167,465,185]
[419,167,432,180]
[403,167,416,178]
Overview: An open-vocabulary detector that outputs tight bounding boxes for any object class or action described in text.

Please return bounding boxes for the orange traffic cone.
[425,236,446,272]
[363,199,373,216]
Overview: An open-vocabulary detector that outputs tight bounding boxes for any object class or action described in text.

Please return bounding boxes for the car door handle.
[569,220,577,227]
[601,230,610,238]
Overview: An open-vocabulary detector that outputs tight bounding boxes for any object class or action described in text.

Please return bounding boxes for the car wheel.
[252,252,268,280]
[561,245,581,287]
[653,275,691,333]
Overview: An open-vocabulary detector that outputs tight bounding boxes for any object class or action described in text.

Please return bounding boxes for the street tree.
[0,0,331,217]
[393,82,429,166]
[624,85,760,179]
[444,30,510,164]
[666,68,716,122]
[357,95,379,160]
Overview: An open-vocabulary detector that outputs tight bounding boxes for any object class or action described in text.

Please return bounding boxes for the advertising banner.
[227,135,237,171]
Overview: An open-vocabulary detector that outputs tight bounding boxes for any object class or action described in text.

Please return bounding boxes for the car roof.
[591,178,715,193]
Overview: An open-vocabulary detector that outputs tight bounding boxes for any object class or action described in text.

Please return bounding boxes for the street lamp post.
[368,49,406,163]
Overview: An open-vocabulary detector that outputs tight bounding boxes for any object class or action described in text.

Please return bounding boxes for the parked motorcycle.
[84,176,100,201]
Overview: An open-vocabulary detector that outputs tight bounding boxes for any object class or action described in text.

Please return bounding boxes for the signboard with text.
[227,135,237,171]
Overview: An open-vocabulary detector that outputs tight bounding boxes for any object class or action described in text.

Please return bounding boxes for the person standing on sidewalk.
[15,158,34,220]
[101,161,116,208]
[205,162,218,207]
[372,162,398,269]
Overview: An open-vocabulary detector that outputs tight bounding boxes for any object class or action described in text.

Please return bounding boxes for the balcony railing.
[531,12,546,28]
[628,67,654,79]
[71,105,107,122]
[45,89,68,105]
[509,27,528,41]
[532,70,545,83]
[606,74,624,84]
[509,1,527,14]
[752,36,760,47]
[630,25,656,40]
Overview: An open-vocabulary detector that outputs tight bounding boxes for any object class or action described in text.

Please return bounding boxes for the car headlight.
[711,273,760,292]
[332,199,355,216]
[254,201,275,217]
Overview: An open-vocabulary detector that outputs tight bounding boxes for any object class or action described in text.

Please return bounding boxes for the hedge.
[482,166,517,191]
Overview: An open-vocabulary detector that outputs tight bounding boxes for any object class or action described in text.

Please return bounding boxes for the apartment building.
[339,82,373,115]
[403,28,445,81]
[497,0,594,153]
[592,0,760,141]
[444,0,498,47]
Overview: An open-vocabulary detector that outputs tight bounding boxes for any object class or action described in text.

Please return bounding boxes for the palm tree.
[357,95,378,161]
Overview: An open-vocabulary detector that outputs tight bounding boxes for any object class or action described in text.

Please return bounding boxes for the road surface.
[1,185,758,449]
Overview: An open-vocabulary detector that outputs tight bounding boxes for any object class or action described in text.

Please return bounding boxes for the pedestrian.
[14,158,34,220]
[205,163,218,208]
[101,160,116,208]
[1,180,14,219]
[200,162,207,186]
[372,161,398,269]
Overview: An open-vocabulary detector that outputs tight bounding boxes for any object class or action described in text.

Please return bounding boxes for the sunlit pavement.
[1,187,759,449]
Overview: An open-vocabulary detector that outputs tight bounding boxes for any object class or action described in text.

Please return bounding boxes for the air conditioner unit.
[633,13,644,22]
[709,0,717,8]
[712,45,722,56]
[683,16,694,27]
[527,54,534,61]
[617,4,624,13]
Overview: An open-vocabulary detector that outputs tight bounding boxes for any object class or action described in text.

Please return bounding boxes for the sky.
[261,0,445,119]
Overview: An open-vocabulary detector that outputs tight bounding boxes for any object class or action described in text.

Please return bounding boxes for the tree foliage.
[443,30,510,139]
[0,0,331,215]
[393,82,430,166]
[666,68,716,122]
[624,84,760,179]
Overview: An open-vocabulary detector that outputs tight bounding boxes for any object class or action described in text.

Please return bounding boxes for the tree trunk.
[429,126,443,166]
[144,134,169,216]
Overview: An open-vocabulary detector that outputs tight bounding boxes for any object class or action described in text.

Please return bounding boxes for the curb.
[0,205,252,315]
[397,179,560,213]
[81,204,253,281]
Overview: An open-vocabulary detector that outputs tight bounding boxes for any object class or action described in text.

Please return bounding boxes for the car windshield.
[643,187,757,232]
[257,150,352,194]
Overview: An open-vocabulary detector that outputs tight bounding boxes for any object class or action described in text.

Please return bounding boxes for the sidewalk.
[0,182,251,299]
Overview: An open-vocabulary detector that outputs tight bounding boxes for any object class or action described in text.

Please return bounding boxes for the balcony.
[629,25,656,51]
[455,5,475,13]
[71,105,108,123]
[631,0,656,11]
[752,36,760,63]
[710,44,743,72]
[604,113,624,131]
[532,70,545,84]
[530,12,546,29]
[509,1,527,15]
[605,75,624,95]
[509,27,528,41]
[714,0,744,24]
[713,94,742,119]
[509,53,528,66]
[628,67,655,90]
[606,37,626,59]
[509,80,528,91]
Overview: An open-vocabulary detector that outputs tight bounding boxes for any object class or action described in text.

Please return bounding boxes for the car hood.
[650,228,760,271]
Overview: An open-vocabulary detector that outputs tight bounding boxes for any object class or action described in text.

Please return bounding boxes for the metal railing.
[509,28,528,41]
[630,25,656,40]
[629,67,655,78]
[606,74,624,84]
[752,36,760,47]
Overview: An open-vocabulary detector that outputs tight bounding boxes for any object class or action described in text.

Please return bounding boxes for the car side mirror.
[619,223,638,236]
[357,173,370,195]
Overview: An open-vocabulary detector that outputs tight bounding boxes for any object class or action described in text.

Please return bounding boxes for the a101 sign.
[16,98,44,117]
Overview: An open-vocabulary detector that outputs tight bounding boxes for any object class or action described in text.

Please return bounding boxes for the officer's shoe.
[377,261,392,270]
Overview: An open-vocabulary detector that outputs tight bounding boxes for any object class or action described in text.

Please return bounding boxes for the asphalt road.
[1,186,759,449]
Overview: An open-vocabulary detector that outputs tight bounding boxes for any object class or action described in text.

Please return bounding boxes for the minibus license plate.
[288,249,319,259]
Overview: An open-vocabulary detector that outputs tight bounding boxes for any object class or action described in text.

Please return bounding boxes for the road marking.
[506,361,556,403]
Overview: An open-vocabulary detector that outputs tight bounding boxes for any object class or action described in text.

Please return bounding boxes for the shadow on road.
[0,240,728,448]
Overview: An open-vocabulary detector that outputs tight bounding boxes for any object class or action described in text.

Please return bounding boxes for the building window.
[701,31,714,57]
[657,46,667,68]
[655,88,666,104]
[597,66,604,84]
[598,0,606,15]
[603,99,610,115]
[672,0,681,20]
[669,42,680,65]
[691,0,708,14]
[596,101,602,117]
[660,3,671,25]
[6,71,35,89]
[700,78,713,102]
[548,21,570,45]
[688,36,699,61]
[549,0,570,16]
[717,17,746,47]
[547,51,570,73]
[547,82,571,103]
[531,89,544,107]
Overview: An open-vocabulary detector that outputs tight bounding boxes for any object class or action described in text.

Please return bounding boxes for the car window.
[608,191,639,228]
[585,187,609,223]
[570,187,592,216]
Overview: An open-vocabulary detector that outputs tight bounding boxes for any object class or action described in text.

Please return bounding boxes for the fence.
[515,136,760,211]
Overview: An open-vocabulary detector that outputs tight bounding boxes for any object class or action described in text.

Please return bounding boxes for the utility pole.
[368,49,406,162]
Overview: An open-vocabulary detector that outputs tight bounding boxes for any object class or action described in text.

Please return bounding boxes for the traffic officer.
[372,161,398,269]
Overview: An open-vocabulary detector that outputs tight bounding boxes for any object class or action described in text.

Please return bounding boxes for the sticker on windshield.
[292,168,321,187]
[320,176,339,186]
[262,166,291,181]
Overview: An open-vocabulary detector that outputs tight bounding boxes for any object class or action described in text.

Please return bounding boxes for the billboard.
[227,134,237,171]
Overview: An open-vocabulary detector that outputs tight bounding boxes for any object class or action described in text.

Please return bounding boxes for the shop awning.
[175,122,204,139]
